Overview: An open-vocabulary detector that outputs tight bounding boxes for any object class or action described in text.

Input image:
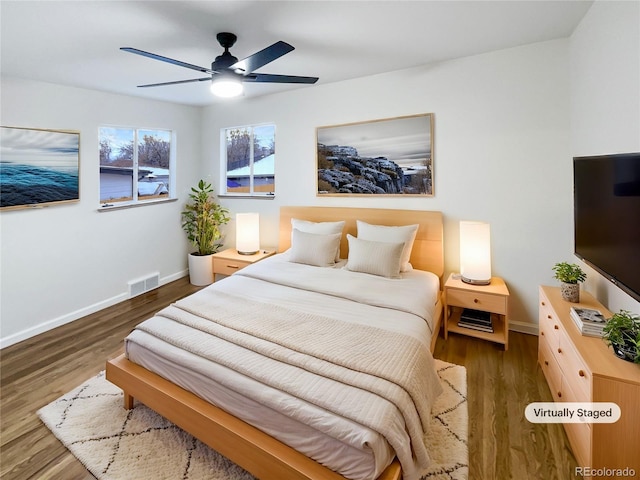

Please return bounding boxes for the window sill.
[218,194,276,200]
[98,197,177,212]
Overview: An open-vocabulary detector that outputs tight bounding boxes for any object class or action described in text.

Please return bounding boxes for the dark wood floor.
[1,277,581,480]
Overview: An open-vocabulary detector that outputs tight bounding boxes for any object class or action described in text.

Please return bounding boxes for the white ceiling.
[1,1,593,106]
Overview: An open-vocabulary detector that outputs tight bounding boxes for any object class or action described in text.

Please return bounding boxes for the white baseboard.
[0,270,188,350]
[509,319,539,336]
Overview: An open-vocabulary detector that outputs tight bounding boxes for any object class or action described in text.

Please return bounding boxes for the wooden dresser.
[538,286,640,474]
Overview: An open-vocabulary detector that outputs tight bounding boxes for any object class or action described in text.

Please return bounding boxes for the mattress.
[125,253,441,480]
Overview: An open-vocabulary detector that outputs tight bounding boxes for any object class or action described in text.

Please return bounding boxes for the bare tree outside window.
[224,124,275,196]
[99,127,173,205]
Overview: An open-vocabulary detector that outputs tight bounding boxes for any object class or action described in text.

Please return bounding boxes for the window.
[99,126,174,206]
[223,124,275,196]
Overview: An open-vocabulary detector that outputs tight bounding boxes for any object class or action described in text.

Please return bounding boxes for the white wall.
[203,39,572,332]
[3,1,635,347]
[0,77,201,347]
[570,0,640,314]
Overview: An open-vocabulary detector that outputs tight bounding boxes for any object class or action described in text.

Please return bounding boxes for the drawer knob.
[473,298,479,304]
[557,391,562,398]
[542,302,546,306]
[547,315,552,319]
[541,331,545,336]
[558,348,562,354]
[579,370,585,377]
[227,264,240,269]
[554,325,559,330]
[544,360,549,366]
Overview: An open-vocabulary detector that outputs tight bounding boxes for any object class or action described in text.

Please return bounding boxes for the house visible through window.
[99,126,174,205]
[224,124,275,196]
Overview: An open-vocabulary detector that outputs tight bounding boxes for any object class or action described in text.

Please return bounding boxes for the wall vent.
[128,272,160,298]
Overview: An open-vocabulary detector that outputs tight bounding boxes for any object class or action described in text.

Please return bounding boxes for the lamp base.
[461,276,491,286]
[237,250,259,256]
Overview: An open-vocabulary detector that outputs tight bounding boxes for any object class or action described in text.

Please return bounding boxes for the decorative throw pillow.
[356,220,418,272]
[291,218,345,260]
[289,229,342,267]
[345,234,404,278]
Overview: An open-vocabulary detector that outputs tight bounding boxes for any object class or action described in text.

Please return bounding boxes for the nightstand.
[443,273,510,349]
[212,248,275,281]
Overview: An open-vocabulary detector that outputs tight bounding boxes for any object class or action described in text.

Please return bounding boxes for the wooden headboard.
[279,206,444,278]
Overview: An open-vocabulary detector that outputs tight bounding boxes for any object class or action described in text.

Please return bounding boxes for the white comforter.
[125,253,442,480]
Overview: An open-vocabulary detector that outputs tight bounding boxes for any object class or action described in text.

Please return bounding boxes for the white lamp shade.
[236,213,260,255]
[459,221,492,285]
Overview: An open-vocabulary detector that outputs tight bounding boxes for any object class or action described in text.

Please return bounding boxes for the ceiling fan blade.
[137,77,211,88]
[230,41,294,74]
[245,73,319,84]
[121,47,215,75]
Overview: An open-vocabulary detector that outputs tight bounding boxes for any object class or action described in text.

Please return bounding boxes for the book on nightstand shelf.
[458,308,494,333]
[570,307,607,337]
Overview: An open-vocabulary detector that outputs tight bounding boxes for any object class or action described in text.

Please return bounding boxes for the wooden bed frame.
[106,206,444,480]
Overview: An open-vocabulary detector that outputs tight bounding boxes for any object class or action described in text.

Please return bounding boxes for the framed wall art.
[317,113,434,196]
[1,126,80,210]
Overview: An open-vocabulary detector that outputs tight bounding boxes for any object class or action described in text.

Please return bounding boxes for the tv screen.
[573,152,640,302]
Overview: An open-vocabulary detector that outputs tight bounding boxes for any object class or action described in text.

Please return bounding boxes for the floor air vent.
[128,272,160,298]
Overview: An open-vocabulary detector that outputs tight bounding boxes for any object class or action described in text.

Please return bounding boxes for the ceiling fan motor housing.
[213,32,240,72]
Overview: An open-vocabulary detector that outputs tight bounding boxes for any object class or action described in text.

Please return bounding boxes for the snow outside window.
[99,126,175,206]
[223,124,275,197]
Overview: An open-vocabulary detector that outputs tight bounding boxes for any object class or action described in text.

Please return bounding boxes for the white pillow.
[356,220,418,272]
[345,234,404,278]
[289,229,342,267]
[291,218,345,260]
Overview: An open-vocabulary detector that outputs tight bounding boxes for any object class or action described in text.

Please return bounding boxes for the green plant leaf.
[181,180,230,255]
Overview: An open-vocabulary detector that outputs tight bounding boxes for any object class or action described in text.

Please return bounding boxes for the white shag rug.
[38,359,468,480]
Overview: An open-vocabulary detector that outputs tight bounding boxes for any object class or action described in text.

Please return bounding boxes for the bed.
[106,206,444,480]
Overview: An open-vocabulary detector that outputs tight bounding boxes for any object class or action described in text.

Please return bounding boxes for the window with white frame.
[99,126,174,206]
[223,124,275,196]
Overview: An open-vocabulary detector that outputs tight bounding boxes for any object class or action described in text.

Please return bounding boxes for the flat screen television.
[573,152,640,302]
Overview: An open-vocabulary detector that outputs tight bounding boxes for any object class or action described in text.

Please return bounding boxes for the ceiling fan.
[121,32,319,98]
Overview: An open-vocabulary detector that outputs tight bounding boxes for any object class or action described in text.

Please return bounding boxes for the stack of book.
[458,308,494,333]
[570,307,607,337]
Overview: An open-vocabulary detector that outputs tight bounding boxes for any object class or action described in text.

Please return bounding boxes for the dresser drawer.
[447,289,507,314]
[558,334,591,401]
[539,302,561,350]
[565,421,592,467]
[213,258,249,276]
[538,295,562,351]
[539,336,563,400]
[561,379,592,467]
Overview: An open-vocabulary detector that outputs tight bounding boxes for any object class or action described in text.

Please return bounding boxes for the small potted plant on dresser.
[181,179,230,286]
[602,310,640,363]
[552,262,586,302]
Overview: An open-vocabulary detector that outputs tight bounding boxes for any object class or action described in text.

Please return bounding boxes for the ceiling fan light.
[210,77,243,98]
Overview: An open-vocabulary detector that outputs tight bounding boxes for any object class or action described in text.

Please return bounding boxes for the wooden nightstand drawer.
[447,289,507,314]
[212,248,275,281]
[213,258,249,276]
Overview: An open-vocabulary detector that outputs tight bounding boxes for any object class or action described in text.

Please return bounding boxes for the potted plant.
[552,262,586,302]
[181,180,230,285]
[602,310,640,363]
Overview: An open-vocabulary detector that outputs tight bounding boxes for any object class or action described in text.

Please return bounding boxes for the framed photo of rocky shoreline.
[316,113,434,196]
[1,126,80,210]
